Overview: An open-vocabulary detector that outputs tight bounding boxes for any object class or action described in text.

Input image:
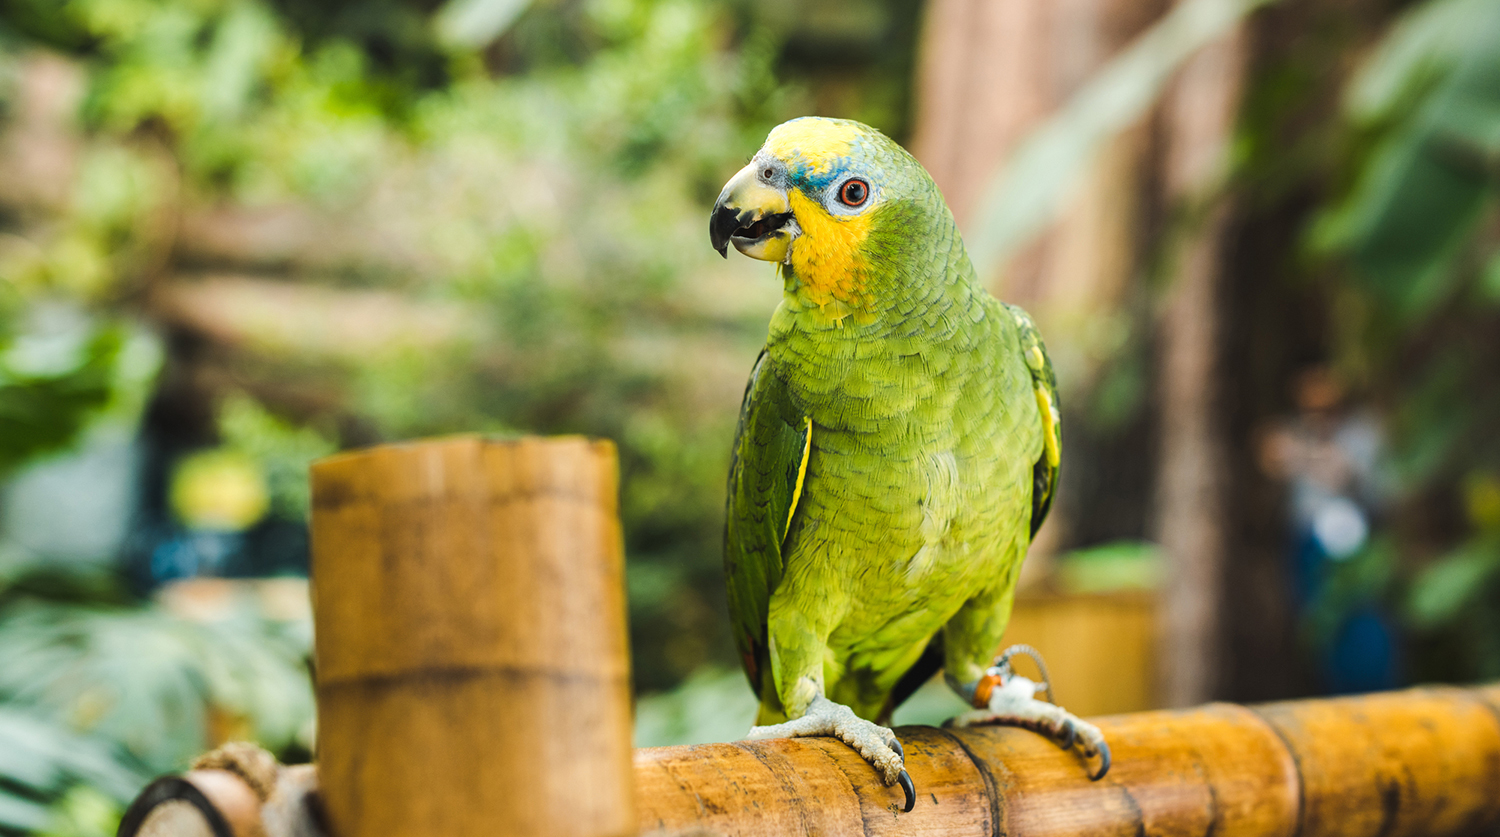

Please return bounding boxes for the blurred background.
[0,0,1497,831]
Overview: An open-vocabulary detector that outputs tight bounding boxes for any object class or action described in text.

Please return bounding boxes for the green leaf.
[199,2,281,124]
[37,785,123,837]
[1056,540,1163,594]
[1316,0,1500,320]
[632,667,759,748]
[217,394,336,521]
[0,791,51,833]
[1408,540,1500,629]
[1345,0,1490,122]
[965,0,1281,273]
[0,708,143,798]
[1339,123,1489,316]
[434,0,534,49]
[1480,251,1500,301]
[0,582,314,777]
[0,325,123,477]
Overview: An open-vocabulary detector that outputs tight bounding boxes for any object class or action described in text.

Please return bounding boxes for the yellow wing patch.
[784,416,812,544]
[1026,345,1060,467]
[765,119,861,173]
[1010,305,1061,468]
[1034,386,1061,468]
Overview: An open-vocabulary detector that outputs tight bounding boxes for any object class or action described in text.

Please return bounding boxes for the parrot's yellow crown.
[763,119,863,175]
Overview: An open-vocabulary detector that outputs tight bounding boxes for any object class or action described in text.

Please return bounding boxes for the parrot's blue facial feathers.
[787,159,849,193]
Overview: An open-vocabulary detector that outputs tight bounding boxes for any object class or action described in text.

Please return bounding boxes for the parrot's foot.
[945,676,1111,781]
[746,695,916,812]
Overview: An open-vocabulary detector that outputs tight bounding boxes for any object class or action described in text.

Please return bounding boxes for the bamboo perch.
[636,684,1500,836]
[119,684,1500,837]
[308,435,635,837]
[114,436,1500,836]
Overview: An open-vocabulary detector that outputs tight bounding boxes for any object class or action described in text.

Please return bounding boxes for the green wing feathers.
[725,307,1056,713]
[1006,303,1061,540]
[724,350,810,702]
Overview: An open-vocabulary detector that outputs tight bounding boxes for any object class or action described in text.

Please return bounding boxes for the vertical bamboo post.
[309,435,634,837]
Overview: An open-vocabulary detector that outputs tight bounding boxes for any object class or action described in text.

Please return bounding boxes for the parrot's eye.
[762,167,775,180]
[839,178,870,207]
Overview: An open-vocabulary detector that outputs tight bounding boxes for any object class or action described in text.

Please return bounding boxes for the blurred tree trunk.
[1155,221,1229,704]
[1154,27,1249,707]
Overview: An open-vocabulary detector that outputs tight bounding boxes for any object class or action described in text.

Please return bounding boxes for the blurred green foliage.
[0,0,793,670]
[0,0,931,828]
[0,323,121,476]
[0,562,314,835]
[1305,0,1500,680]
[1054,541,1163,596]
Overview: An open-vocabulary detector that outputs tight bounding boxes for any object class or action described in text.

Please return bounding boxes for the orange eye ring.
[839,178,870,207]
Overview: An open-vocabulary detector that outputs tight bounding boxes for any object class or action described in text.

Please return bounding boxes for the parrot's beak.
[710,162,797,262]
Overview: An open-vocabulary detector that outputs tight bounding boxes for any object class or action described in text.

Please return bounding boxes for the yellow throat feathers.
[786,190,873,317]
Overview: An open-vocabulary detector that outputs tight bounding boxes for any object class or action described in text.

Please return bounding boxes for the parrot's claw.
[897,770,916,812]
[945,690,1111,781]
[1057,718,1077,750]
[746,695,915,812]
[1090,739,1112,781]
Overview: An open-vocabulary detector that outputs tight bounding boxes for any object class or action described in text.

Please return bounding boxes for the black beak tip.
[710,204,740,259]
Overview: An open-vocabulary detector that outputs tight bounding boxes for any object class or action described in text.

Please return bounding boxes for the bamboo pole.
[116,761,320,837]
[114,435,1500,837]
[116,771,259,837]
[121,684,1500,837]
[308,435,634,837]
[634,684,1500,837]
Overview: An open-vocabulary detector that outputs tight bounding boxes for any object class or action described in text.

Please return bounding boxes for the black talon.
[1089,740,1112,781]
[889,737,905,761]
[1057,720,1076,750]
[897,769,916,812]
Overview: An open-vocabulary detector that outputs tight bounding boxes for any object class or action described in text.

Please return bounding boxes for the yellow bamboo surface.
[635,684,1500,837]
[113,435,1500,837]
[118,685,1500,837]
[309,435,634,837]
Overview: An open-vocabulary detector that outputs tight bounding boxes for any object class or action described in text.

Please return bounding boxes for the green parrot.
[710,117,1110,812]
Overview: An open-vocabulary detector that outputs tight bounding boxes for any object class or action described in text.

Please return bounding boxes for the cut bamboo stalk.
[635,684,1500,837]
[116,771,259,837]
[115,436,1500,837]
[308,435,634,837]
[121,684,1500,837]
[117,744,321,837]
